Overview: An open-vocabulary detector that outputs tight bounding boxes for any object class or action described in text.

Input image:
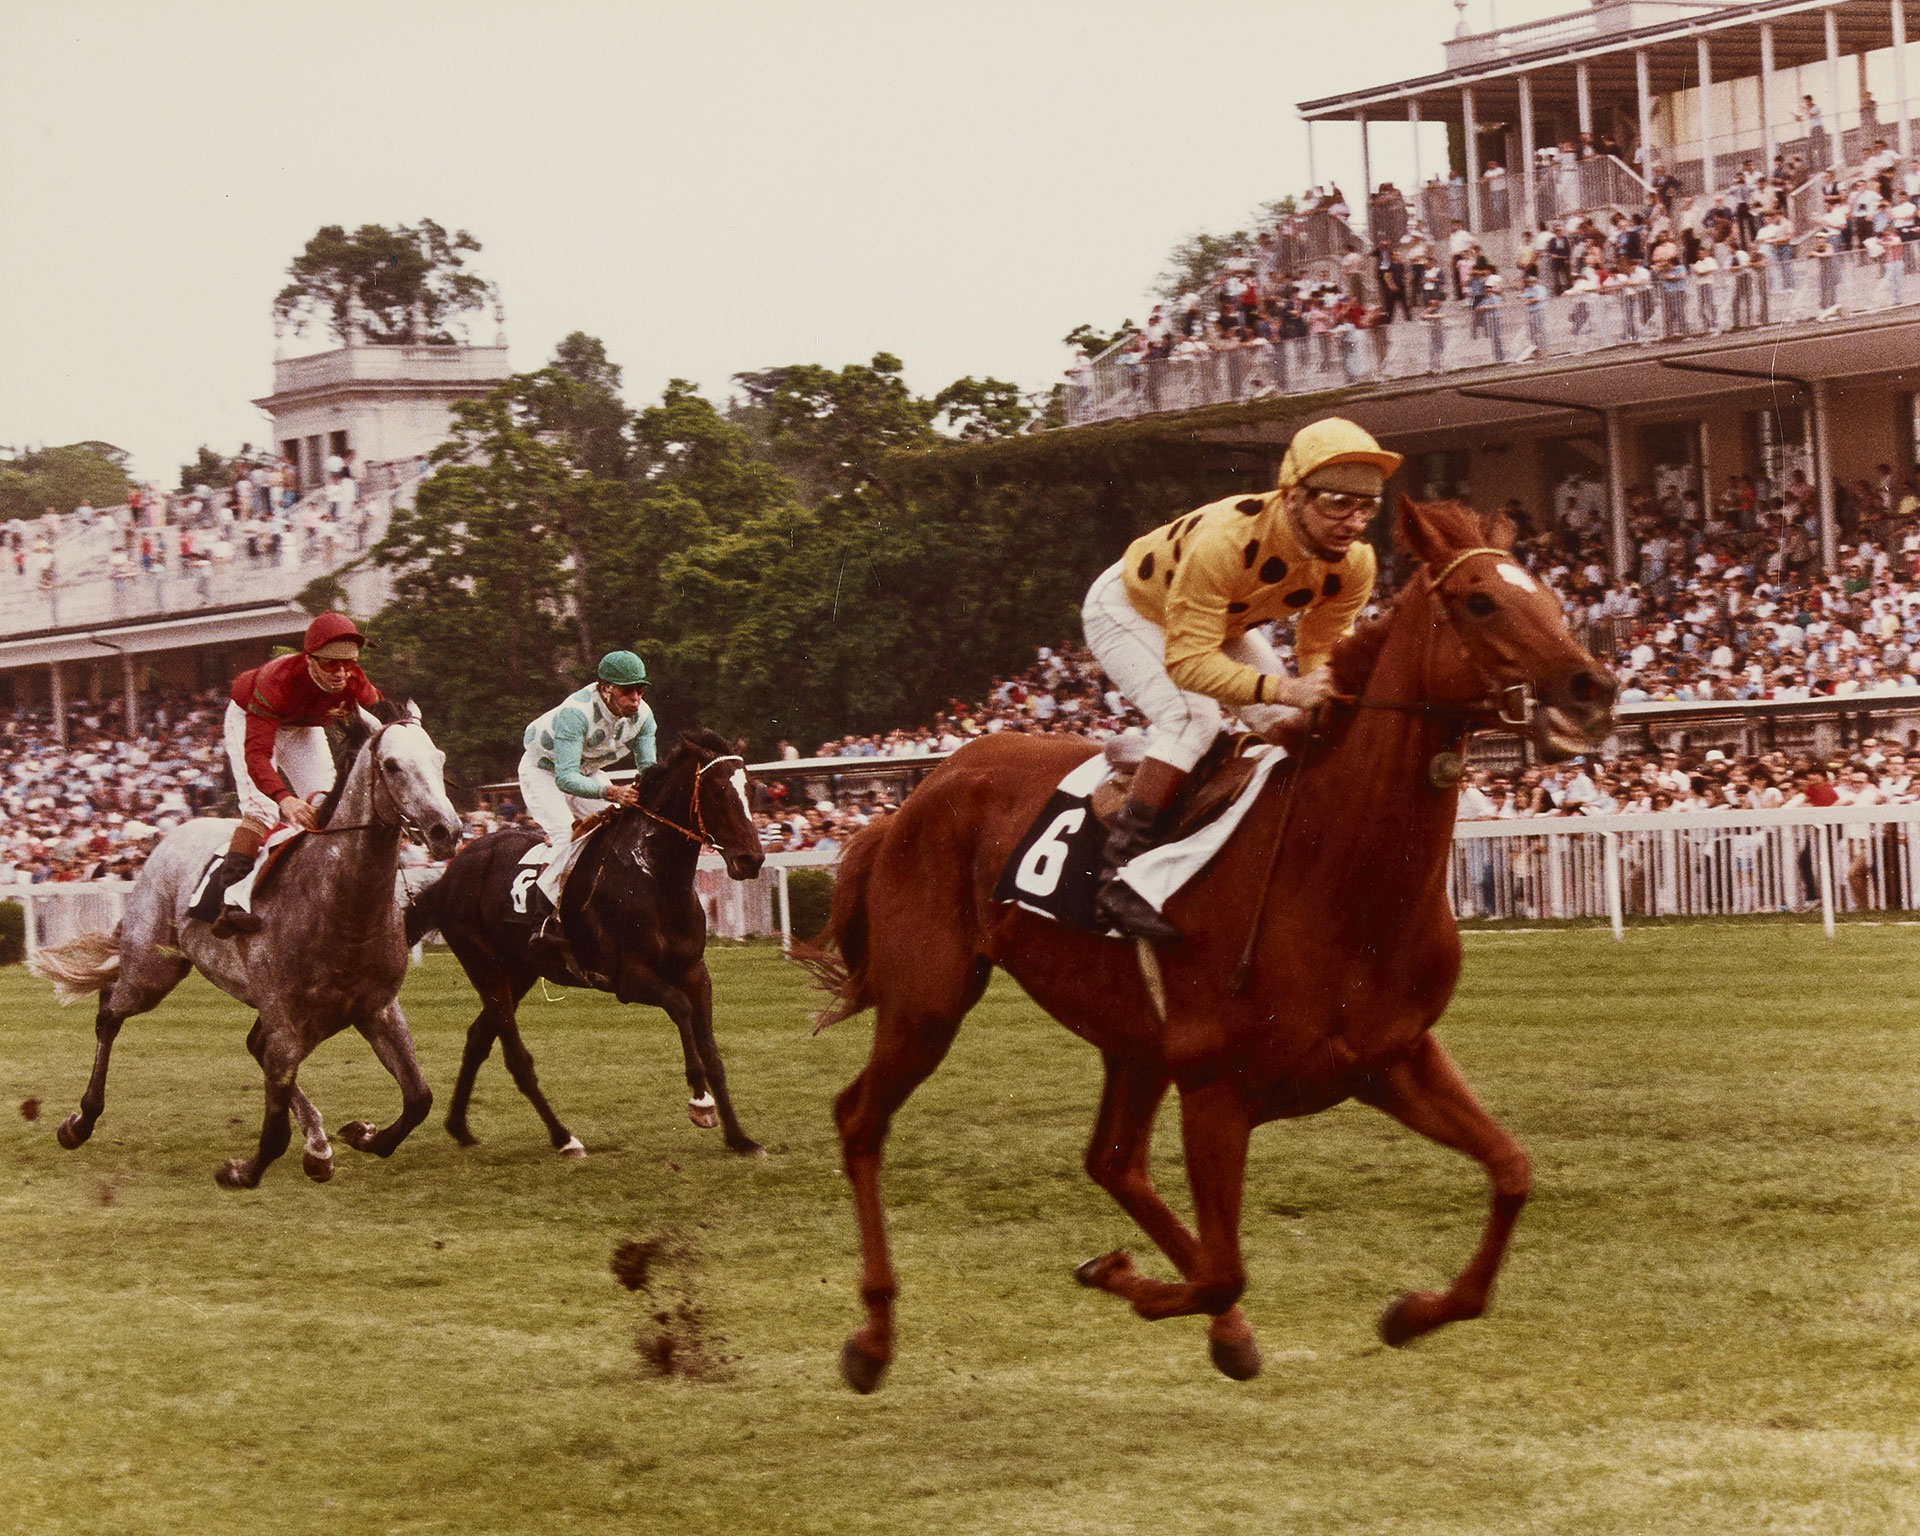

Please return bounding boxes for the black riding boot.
[187,851,257,924]
[1094,800,1183,943]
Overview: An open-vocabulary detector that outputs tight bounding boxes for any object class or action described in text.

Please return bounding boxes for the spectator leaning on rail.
[517,649,657,938]
[188,612,384,931]
[1080,416,1399,941]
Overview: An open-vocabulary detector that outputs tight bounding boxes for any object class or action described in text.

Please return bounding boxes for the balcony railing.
[1062,243,1919,427]
[1442,1,1736,69]
[269,344,512,396]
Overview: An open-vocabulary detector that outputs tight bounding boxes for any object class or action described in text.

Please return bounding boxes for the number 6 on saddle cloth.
[993,735,1286,932]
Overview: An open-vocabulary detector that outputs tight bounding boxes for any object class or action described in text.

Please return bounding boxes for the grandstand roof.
[0,601,309,673]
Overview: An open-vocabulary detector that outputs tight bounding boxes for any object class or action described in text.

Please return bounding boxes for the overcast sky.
[0,0,1576,481]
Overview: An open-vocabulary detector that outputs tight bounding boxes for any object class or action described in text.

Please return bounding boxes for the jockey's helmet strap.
[1428,547,1510,588]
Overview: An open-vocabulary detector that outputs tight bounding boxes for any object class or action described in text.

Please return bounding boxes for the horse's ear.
[1395,495,1448,569]
[352,706,382,739]
[405,698,423,723]
[1481,508,1517,551]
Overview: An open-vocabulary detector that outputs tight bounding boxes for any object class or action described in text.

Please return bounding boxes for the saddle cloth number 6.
[1013,808,1087,899]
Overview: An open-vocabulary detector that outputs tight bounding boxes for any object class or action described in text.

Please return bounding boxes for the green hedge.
[782,869,835,942]
[0,900,24,967]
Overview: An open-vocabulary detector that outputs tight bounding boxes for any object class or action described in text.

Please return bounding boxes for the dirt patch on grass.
[19,1097,40,1122]
[610,1229,733,1381]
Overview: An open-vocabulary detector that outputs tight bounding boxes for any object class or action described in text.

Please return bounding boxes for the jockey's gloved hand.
[605,783,640,808]
[278,795,321,832]
[1275,667,1337,711]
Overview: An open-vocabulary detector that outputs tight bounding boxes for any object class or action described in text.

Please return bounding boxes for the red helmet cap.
[302,612,366,655]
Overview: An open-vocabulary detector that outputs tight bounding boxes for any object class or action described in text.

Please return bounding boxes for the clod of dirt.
[19,1098,40,1122]
[609,1229,732,1380]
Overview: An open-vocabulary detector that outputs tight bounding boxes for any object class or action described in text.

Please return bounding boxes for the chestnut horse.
[802,498,1616,1391]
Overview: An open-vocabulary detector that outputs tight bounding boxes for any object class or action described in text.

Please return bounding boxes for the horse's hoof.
[302,1150,335,1183]
[840,1336,890,1395]
[687,1097,720,1130]
[445,1121,479,1148]
[55,1114,89,1150]
[1205,1313,1267,1382]
[215,1159,256,1190]
[1377,1290,1445,1349]
[336,1120,376,1152]
[1073,1250,1133,1290]
[557,1136,587,1159]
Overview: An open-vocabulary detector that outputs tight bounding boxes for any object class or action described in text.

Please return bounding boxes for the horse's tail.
[403,870,449,948]
[28,927,122,1007]
[790,817,891,1033]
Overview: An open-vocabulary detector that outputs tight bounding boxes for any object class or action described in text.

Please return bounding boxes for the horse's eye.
[1464,591,1497,619]
[383,759,401,772]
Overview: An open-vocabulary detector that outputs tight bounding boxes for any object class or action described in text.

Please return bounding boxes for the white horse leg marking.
[558,1136,587,1158]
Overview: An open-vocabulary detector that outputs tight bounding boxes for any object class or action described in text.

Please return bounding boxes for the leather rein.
[307,721,426,838]
[631,753,746,850]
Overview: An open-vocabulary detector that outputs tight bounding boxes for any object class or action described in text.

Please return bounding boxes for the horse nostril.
[1568,670,1611,705]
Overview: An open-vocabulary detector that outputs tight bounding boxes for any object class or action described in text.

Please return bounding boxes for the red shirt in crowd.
[1801,778,1839,807]
[229,652,382,802]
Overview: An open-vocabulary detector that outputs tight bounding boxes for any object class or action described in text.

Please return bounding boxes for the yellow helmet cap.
[1276,417,1403,491]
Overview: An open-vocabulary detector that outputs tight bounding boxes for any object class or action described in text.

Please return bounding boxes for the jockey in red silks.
[187,611,384,929]
[1080,416,1403,942]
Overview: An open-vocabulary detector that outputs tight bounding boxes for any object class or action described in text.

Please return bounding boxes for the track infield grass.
[3,924,1919,1535]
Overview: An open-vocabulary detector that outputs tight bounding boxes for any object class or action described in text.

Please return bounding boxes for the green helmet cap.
[596,650,648,686]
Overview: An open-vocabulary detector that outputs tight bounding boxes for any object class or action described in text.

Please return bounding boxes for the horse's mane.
[637,727,738,806]
[1323,498,1513,704]
[317,699,411,829]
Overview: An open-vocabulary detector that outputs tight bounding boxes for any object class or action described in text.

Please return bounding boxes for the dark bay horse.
[406,727,768,1156]
[801,498,1617,1391]
[31,701,463,1188]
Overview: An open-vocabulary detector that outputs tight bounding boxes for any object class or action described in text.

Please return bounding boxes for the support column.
[1697,419,1713,525]
[1826,8,1843,169]
[1518,73,1539,234]
[1895,0,1912,161]
[1359,111,1373,235]
[1464,86,1484,231]
[1761,23,1778,169]
[1698,34,1716,191]
[121,649,137,739]
[1410,99,1424,194]
[1812,377,1839,573]
[1605,408,1632,576]
[1576,60,1593,139]
[49,662,66,750]
[1636,49,1656,178]
[1306,118,1317,190]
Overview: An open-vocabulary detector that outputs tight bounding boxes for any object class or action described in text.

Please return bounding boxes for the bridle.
[632,752,747,850]
[310,721,431,838]
[1331,547,1538,733]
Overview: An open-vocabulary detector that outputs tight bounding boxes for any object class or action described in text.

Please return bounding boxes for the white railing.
[8,811,1916,962]
[1064,242,1919,426]
[0,469,425,636]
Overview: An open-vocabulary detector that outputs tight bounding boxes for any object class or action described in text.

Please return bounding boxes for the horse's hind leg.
[445,1000,503,1147]
[834,967,984,1393]
[1076,1055,1261,1380]
[57,948,189,1151]
[247,1017,333,1183]
[337,1002,433,1159]
[1354,1031,1531,1348]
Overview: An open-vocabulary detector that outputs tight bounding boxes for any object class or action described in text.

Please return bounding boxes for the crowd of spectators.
[1071,135,1920,400]
[5,449,378,594]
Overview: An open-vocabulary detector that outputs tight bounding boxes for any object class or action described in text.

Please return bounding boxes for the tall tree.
[729,353,938,504]
[274,219,491,345]
[0,441,132,520]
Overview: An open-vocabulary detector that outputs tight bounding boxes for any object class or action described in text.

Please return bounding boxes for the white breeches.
[518,750,604,905]
[223,701,335,829]
[1081,560,1293,772]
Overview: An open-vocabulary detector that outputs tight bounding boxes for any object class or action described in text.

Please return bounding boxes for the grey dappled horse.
[31,701,462,1188]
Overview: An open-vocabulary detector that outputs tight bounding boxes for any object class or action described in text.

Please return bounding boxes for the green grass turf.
[2,926,1919,1535]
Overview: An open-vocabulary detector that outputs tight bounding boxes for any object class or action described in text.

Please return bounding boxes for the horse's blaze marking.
[1497,563,1538,592]
[728,768,752,827]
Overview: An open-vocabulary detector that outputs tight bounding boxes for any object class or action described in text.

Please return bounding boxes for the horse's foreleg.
[248,1016,332,1182]
[1078,1078,1253,1325]
[1075,1056,1260,1380]
[679,961,761,1156]
[834,1005,967,1394]
[218,1027,304,1189]
[337,1002,432,1159]
[55,1001,123,1150]
[1354,1031,1531,1347]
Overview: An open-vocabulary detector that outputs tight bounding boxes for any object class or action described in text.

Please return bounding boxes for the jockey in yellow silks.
[1081,416,1403,941]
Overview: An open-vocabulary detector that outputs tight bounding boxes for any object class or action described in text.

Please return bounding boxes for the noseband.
[633,753,746,851]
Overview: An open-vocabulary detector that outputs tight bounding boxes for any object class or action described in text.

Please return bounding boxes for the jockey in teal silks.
[517,651,657,925]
